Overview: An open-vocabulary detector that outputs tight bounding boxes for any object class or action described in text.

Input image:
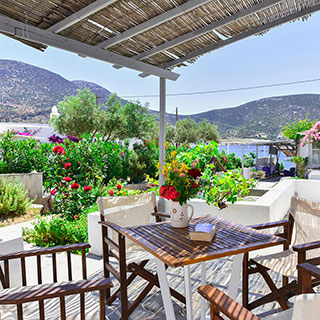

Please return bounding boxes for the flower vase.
[170,201,194,228]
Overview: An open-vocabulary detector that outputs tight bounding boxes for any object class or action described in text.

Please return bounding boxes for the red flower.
[65,193,70,198]
[50,188,57,195]
[192,181,198,189]
[64,162,71,169]
[63,177,72,182]
[108,190,114,196]
[160,186,169,197]
[84,186,92,192]
[222,156,227,164]
[71,145,75,148]
[53,145,65,155]
[188,169,201,179]
[71,183,80,189]
[160,186,181,201]
[117,184,122,190]
[74,215,78,219]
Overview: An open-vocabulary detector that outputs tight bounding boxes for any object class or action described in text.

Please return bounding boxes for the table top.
[120,215,286,268]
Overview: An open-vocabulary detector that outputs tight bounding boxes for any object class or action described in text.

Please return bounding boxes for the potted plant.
[159,150,201,228]
[243,152,256,179]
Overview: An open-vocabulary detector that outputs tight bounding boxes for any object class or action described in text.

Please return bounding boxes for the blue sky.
[1,11,319,115]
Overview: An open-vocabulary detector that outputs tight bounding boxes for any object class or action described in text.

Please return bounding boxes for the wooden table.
[120,215,286,320]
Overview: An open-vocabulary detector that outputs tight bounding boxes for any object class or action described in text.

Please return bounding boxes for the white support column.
[241,145,245,174]
[227,143,230,154]
[256,145,259,169]
[159,77,166,211]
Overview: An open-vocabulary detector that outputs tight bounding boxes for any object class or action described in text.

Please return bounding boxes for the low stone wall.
[0,172,43,203]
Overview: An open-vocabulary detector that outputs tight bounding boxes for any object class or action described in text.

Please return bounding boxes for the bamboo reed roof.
[0,0,319,71]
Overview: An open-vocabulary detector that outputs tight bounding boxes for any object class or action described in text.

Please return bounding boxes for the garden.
[1,89,318,250]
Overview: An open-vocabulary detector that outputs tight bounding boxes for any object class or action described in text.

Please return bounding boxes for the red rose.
[50,188,57,195]
[108,190,114,196]
[192,181,198,189]
[64,162,71,169]
[74,215,78,219]
[165,186,181,201]
[117,184,122,190]
[71,183,80,189]
[84,186,92,192]
[63,177,72,182]
[188,169,201,179]
[53,145,65,155]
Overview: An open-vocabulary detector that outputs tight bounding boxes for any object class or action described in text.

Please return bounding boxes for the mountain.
[0,59,319,139]
[191,94,320,139]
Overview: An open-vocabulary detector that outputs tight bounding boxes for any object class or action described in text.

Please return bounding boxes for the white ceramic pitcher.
[170,201,194,228]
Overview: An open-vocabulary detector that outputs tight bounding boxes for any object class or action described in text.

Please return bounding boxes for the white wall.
[0,172,43,203]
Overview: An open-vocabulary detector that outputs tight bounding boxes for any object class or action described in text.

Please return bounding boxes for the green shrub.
[281,115,315,142]
[243,152,256,168]
[22,212,88,248]
[0,178,33,216]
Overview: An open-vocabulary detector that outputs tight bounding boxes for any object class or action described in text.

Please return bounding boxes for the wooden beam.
[47,0,118,33]
[97,0,213,49]
[134,0,285,61]
[139,3,320,77]
[0,15,180,81]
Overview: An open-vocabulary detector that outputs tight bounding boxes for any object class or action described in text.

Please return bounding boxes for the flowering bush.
[160,150,201,205]
[202,169,255,209]
[302,121,320,147]
[250,169,265,180]
[104,179,141,197]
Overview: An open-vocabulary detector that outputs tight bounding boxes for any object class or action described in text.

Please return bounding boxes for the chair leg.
[242,253,249,308]
[119,234,129,320]
[101,221,111,301]
[255,263,289,310]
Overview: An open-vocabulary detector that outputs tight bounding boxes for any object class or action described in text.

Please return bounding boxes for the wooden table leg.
[228,253,244,300]
[154,258,176,320]
[184,265,194,320]
[200,262,207,320]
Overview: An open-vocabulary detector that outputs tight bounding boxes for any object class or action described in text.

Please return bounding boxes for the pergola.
[0,0,319,192]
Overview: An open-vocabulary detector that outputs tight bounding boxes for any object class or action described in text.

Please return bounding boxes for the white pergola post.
[241,145,245,174]
[159,77,166,211]
[256,145,259,169]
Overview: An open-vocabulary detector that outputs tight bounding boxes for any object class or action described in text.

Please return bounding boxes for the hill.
[0,59,319,139]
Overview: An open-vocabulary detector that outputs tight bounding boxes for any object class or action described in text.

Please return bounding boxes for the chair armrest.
[0,278,112,305]
[297,262,320,280]
[0,243,90,261]
[151,212,170,218]
[249,220,292,230]
[293,240,320,253]
[99,220,122,232]
[197,284,260,320]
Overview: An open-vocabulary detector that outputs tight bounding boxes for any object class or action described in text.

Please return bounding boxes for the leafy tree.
[50,88,103,137]
[51,90,157,141]
[281,114,315,142]
[166,118,219,145]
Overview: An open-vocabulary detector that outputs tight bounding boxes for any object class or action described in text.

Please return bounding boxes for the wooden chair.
[0,243,112,319]
[198,261,320,320]
[98,191,185,320]
[242,196,320,311]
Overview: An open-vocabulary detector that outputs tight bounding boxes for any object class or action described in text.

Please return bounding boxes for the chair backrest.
[97,191,157,250]
[290,196,320,258]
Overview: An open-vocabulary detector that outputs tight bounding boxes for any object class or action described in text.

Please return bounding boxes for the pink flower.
[108,190,114,196]
[179,173,185,178]
[191,162,197,168]
[50,188,57,195]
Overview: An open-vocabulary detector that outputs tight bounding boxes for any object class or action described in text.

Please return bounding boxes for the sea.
[0,123,293,169]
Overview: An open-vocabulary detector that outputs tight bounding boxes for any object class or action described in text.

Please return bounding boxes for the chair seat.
[0,282,100,320]
[253,249,298,278]
[111,247,154,265]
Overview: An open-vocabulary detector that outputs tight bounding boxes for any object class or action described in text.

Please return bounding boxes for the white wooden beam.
[0,15,180,81]
[47,0,118,33]
[140,3,320,77]
[134,0,285,61]
[97,0,213,49]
